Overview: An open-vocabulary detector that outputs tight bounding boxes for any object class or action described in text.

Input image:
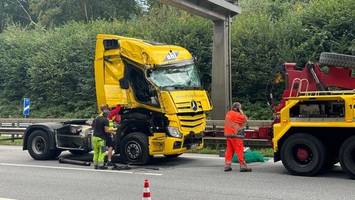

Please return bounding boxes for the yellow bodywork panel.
[120,39,193,66]
[95,35,128,108]
[148,132,203,156]
[273,93,355,152]
[160,90,212,115]
[97,34,193,67]
[160,90,211,135]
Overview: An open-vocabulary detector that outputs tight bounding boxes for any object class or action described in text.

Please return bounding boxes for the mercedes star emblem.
[191,100,198,111]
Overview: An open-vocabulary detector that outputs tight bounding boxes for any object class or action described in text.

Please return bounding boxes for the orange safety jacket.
[224,110,247,136]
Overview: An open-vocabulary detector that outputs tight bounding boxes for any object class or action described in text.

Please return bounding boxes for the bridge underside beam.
[161,0,240,21]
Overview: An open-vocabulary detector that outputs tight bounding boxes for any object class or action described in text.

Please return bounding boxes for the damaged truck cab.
[95,34,212,164]
[23,34,212,164]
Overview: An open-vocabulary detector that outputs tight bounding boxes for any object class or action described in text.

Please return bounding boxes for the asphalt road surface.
[0,145,354,200]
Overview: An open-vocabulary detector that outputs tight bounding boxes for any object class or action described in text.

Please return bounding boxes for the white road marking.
[0,198,16,200]
[182,154,274,164]
[182,154,224,160]
[0,163,162,176]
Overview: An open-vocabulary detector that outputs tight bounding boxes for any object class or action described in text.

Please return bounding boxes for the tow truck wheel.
[281,133,326,176]
[27,130,58,160]
[120,132,150,164]
[339,136,355,179]
[319,52,355,68]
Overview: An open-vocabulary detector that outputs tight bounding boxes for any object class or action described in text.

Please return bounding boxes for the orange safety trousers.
[225,137,245,166]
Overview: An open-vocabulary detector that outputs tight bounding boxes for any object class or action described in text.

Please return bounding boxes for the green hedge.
[0,0,353,119]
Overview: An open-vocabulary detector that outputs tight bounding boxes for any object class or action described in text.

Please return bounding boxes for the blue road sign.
[23,98,30,117]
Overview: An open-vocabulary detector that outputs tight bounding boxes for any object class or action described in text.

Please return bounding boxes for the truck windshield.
[148,64,201,89]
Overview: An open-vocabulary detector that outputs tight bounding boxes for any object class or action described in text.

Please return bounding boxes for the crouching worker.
[92,106,112,170]
[224,102,252,172]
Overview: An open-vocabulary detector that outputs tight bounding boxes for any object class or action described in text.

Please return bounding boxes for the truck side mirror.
[120,79,129,89]
[103,39,120,50]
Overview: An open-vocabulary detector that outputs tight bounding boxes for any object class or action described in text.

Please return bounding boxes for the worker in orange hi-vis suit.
[224,102,252,172]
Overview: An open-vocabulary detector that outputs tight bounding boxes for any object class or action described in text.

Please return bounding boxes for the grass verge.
[0,135,23,145]
[188,147,220,154]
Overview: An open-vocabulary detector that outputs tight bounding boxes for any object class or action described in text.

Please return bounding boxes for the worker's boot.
[94,165,98,170]
[96,162,108,170]
[106,161,113,167]
[97,165,108,170]
[224,165,232,172]
[240,164,252,172]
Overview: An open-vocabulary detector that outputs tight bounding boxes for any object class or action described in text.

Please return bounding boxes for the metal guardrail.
[0,127,26,134]
[206,119,272,129]
[0,118,274,146]
[0,128,26,142]
[0,118,72,142]
[0,118,273,128]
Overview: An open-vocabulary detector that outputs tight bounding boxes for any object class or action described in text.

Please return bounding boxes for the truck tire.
[120,132,150,164]
[27,130,59,160]
[319,52,355,68]
[339,136,355,179]
[281,133,326,176]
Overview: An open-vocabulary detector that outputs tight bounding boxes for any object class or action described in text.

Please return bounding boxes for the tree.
[30,0,141,27]
[0,0,34,32]
[0,0,353,119]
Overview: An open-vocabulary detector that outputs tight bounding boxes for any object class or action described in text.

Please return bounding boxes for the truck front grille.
[177,112,205,133]
[175,101,203,113]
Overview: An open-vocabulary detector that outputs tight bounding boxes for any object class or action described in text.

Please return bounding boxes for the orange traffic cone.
[142,179,152,200]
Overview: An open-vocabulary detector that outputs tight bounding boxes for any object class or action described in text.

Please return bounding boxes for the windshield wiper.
[160,85,202,90]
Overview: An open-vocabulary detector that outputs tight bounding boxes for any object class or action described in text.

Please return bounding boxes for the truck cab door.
[95,34,128,108]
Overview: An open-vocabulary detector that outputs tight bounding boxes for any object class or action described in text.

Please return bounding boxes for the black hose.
[59,158,91,166]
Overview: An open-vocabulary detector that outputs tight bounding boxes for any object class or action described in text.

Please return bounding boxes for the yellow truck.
[23,34,212,164]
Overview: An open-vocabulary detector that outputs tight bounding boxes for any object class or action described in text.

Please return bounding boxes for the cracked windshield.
[149,64,201,89]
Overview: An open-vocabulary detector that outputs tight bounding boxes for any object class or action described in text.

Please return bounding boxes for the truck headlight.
[167,127,182,138]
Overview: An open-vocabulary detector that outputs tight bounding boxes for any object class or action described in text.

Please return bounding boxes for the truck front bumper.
[149,132,203,156]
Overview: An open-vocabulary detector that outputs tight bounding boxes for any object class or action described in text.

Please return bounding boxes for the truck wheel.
[120,132,150,164]
[319,52,355,68]
[27,130,58,160]
[281,133,326,176]
[339,136,355,179]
